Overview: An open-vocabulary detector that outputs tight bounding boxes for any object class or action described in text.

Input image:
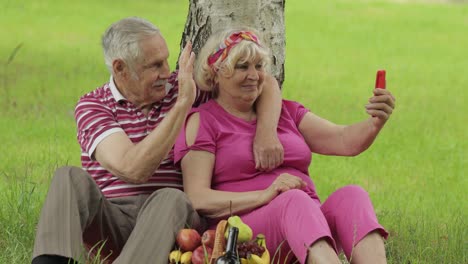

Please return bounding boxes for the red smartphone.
[375,70,386,89]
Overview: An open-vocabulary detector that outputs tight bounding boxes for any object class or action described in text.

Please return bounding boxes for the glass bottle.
[215,227,240,264]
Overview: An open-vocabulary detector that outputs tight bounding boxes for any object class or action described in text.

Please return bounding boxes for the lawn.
[0,0,466,263]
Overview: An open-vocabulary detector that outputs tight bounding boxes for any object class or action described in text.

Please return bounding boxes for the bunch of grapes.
[236,240,265,259]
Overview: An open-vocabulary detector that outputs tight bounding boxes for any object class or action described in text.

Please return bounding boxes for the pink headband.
[207,31,261,66]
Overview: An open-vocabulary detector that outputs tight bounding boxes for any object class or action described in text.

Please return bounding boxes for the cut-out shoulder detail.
[185,112,200,146]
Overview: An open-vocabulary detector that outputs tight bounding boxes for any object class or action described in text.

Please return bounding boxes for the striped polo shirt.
[75,71,210,198]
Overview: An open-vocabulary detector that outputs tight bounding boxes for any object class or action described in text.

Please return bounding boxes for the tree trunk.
[179,0,286,87]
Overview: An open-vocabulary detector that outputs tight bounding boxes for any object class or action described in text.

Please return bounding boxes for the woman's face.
[217,59,265,105]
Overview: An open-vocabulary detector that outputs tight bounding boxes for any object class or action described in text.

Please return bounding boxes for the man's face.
[123,34,171,107]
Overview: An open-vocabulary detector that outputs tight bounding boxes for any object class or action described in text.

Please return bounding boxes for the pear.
[225,215,253,243]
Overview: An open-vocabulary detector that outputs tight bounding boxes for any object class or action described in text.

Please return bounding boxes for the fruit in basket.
[177,228,202,251]
[180,251,193,264]
[201,229,216,248]
[247,253,264,264]
[255,234,270,264]
[237,234,270,263]
[237,240,265,259]
[169,249,182,263]
[192,245,212,264]
[225,216,252,243]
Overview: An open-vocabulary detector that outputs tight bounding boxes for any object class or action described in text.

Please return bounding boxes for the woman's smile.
[241,83,258,90]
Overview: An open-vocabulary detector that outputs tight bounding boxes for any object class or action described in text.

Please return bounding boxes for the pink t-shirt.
[175,99,319,201]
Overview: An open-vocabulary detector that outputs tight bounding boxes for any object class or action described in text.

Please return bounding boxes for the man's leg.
[32,166,137,263]
[114,188,203,264]
[81,194,146,262]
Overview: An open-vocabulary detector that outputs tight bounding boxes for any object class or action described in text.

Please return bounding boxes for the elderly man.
[32,17,282,264]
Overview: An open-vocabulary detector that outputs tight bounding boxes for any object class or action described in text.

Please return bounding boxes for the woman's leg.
[350,231,387,264]
[321,185,388,262]
[241,189,339,264]
[307,239,341,264]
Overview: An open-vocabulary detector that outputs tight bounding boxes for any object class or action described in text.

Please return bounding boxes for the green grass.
[0,0,466,263]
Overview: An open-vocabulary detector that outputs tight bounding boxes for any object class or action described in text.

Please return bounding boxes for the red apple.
[176,228,201,252]
[191,245,212,264]
[201,229,216,248]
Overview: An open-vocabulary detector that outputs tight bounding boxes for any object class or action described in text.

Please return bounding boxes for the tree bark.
[179,0,286,87]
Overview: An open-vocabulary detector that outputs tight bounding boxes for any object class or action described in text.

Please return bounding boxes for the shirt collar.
[109,75,126,102]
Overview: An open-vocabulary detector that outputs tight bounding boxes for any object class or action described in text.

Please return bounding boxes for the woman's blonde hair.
[194,28,271,94]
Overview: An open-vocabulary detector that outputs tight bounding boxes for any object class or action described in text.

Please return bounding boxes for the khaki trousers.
[32,166,203,263]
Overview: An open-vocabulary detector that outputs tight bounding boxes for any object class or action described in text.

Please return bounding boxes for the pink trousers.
[240,185,388,264]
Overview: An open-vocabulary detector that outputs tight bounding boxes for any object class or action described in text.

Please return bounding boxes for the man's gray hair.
[102,17,160,74]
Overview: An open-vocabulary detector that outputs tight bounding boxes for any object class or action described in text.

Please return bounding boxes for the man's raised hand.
[177,41,196,106]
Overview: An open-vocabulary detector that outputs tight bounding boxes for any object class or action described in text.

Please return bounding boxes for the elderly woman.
[175,28,394,264]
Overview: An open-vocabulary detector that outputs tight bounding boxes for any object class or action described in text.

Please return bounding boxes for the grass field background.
[0,0,466,263]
